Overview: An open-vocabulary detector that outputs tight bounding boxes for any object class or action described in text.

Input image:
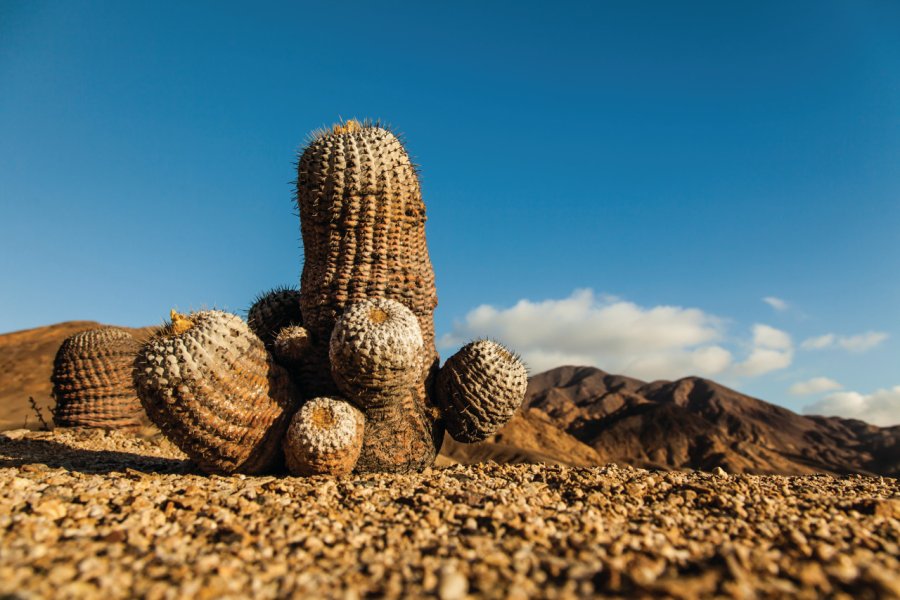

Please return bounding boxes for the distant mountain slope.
[445,366,900,476]
[0,321,155,429]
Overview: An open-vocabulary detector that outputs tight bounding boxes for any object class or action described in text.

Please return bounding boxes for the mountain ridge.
[447,365,900,476]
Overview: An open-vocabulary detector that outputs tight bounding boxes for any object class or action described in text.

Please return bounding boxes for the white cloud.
[731,324,794,377]
[439,289,732,380]
[789,377,842,396]
[801,334,835,350]
[803,387,900,427]
[752,324,792,349]
[838,332,889,352]
[800,331,888,353]
[763,296,789,311]
[732,347,793,377]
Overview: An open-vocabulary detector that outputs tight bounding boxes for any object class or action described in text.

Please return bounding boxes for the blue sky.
[2,2,898,423]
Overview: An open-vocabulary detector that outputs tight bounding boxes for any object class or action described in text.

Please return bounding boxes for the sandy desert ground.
[1,428,898,599]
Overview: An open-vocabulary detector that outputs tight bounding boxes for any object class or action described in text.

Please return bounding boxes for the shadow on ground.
[0,436,193,475]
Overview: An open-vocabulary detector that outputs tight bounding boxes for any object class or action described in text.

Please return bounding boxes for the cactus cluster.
[52,119,528,477]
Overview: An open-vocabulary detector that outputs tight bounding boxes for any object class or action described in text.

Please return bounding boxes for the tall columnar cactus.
[296,121,438,370]
[133,310,299,474]
[51,327,144,430]
[294,120,443,472]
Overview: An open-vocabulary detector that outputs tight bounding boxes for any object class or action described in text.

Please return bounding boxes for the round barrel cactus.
[283,396,365,476]
[247,286,303,349]
[133,310,299,474]
[436,340,529,443]
[52,327,144,430]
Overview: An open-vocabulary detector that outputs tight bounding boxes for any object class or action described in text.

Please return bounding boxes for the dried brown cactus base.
[354,390,443,474]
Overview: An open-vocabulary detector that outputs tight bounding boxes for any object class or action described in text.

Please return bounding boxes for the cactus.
[138,119,529,477]
[436,340,529,443]
[329,298,437,473]
[51,327,144,430]
[283,396,365,476]
[273,325,312,367]
[296,120,438,377]
[294,120,443,473]
[329,298,423,400]
[247,286,303,349]
[133,310,299,474]
[286,119,533,473]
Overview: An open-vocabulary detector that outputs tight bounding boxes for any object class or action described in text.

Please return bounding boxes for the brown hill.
[438,408,602,467]
[445,366,900,476]
[0,321,156,430]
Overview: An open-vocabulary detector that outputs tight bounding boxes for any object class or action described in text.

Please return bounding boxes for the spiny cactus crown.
[305,118,396,145]
[330,298,424,372]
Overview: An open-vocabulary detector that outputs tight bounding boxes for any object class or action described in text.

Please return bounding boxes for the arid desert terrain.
[1,322,898,598]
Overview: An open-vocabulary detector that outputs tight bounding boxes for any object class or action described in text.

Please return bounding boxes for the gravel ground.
[1,428,898,599]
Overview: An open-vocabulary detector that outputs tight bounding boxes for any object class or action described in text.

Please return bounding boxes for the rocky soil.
[2,429,899,599]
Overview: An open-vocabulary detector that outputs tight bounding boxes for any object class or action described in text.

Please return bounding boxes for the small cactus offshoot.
[273,324,312,367]
[247,286,303,349]
[436,340,528,443]
[329,298,424,403]
[283,396,365,476]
